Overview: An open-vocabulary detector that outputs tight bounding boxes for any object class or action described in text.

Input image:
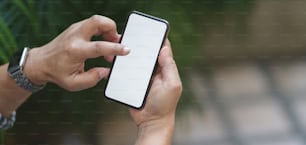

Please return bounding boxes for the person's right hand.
[129,40,182,145]
[23,15,130,91]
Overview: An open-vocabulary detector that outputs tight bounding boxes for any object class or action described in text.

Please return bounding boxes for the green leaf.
[11,0,39,35]
[0,18,17,63]
[11,0,33,20]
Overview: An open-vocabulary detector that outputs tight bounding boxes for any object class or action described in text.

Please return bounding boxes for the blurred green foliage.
[0,0,203,144]
[0,0,255,144]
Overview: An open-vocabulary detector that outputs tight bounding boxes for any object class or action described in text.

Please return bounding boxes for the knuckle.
[68,41,79,49]
[93,70,102,80]
[63,80,73,90]
[67,22,82,34]
[65,83,79,92]
[64,42,78,57]
[93,42,101,54]
[85,72,100,87]
[89,15,101,23]
[115,43,124,52]
[91,15,116,30]
[169,81,183,95]
[106,18,116,29]
[88,78,99,88]
[105,43,120,54]
[90,15,116,27]
[113,43,122,51]
[69,22,79,30]
[60,77,82,92]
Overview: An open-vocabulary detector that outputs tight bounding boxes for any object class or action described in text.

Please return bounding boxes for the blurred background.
[0,0,306,145]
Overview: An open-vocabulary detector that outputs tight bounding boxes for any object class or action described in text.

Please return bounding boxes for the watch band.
[9,68,45,93]
[0,111,16,130]
[7,47,45,93]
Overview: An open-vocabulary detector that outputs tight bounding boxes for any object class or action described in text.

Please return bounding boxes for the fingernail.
[123,47,131,54]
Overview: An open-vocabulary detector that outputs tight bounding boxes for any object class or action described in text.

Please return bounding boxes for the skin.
[130,40,182,145]
[0,15,182,145]
[0,15,130,117]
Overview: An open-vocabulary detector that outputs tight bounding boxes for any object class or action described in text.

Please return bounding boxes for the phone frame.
[104,11,169,109]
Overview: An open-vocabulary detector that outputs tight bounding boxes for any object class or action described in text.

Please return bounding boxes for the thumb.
[158,46,180,82]
[70,67,110,91]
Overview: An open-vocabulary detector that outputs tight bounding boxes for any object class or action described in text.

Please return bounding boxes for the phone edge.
[104,10,170,109]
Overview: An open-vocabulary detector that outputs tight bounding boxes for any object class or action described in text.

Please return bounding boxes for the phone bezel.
[104,11,169,109]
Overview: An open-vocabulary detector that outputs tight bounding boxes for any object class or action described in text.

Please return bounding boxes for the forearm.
[0,64,31,117]
[135,116,175,145]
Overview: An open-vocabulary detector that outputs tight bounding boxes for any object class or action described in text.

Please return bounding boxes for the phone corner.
[104,89,110,99]
[131,103,145,110]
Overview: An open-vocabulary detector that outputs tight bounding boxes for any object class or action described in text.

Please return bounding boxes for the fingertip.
[110,43,130,56]
[105,32,120,42]
[158,46,168,67]
[113,45,131,56]
[67,67,109,91]
[162,39,173,57]
[164,39,171,47]
[113,34,121,42]
[158,46,176,70]
[115,45,131,56]
[97,67,110,79]
[122,46,131,55]
[161,46,171,58]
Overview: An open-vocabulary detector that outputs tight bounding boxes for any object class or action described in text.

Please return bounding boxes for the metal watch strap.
[8,47,45,93]
[0,111,16,130]
[9,68,45,93]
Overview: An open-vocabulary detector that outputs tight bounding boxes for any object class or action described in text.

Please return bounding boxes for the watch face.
[8,49,24,73]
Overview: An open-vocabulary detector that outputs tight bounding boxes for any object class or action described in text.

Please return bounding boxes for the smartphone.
[104,11,169,109]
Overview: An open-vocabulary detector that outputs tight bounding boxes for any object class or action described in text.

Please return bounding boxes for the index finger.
[80,15,119,42]
[77,41,130,59]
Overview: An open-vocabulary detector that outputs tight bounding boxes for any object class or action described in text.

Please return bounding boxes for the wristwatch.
[7,47,45,93]
[0,111,16,130]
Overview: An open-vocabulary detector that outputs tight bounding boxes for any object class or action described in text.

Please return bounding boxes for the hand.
[24,15,130,91]
[129,40,182,145]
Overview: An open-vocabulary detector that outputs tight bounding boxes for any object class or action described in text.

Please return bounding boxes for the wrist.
[135,115,175,145]
[23,47,49,86]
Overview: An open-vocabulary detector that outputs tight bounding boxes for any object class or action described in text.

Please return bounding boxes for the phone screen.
[105,11,169,108]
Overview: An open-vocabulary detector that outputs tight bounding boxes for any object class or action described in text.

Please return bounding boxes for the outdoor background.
[0,0,306,145]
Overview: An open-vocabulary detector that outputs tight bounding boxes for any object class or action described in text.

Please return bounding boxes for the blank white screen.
[105,13,168,108]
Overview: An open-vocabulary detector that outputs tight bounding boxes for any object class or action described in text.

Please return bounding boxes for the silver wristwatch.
[0,111,16,130]
[7,47,45,93]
